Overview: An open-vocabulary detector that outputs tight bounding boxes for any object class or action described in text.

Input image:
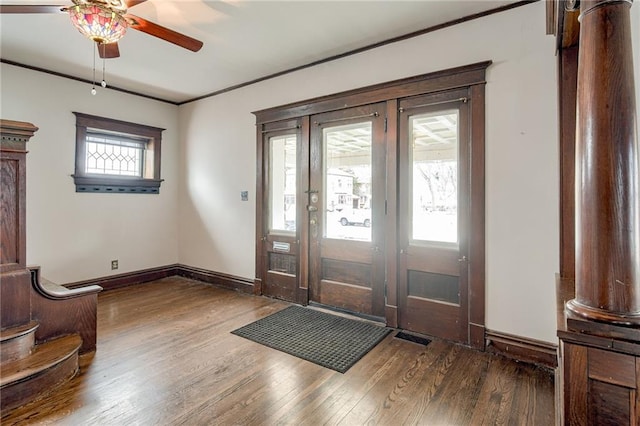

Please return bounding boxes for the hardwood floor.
[2,277,555,425]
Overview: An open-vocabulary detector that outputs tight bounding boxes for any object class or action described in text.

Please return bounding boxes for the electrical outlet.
[111,260,118,270]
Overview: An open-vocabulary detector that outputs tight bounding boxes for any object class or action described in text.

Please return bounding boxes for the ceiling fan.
[0,0,204,59]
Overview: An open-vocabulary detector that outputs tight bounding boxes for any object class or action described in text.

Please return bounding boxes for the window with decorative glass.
[72,112,164,194]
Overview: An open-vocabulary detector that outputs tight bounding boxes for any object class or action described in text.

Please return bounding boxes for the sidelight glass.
[410,110,458,244]
[269,134,297,233]
[323,122,372,242]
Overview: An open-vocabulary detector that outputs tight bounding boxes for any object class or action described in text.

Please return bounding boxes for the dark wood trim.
[72,112,164,193]
[1,120,37,274]
[1,120,38,329]
[548,1,580,50]
[176,265,254,294]
[384,99,399,321]
[65,265,179,291]
[0,58,180,106]
[256,118,305,303]
[181,1,534,105]
[297,116,310,305]
[65,264,255,294]
[253,62,491,124]
[558,2,580,50]
[468,83,487,350]
[545,0,557,35]
[254,122,265,296]
[558,45,578,280]
[0,151,27,275]
[385,305,398,328]
[486,330,558,369]
[297,287,309,305]
[73,112,166,136]
[0,59,179,105]
[470,322,486,352]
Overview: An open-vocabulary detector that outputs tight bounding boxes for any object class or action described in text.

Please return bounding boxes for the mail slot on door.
[272,242,290,252]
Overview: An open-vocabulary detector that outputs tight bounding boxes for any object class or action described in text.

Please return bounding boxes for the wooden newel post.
[567,0,640,324]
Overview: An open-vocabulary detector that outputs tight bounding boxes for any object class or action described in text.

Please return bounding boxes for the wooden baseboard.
[65,265,179,291]
[486,329,558,369]
[175,265,254,294]
[64,264,254,294]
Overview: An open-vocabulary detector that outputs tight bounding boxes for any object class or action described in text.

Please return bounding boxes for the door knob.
[458,256,468,262]
[310,218,317,225]
[307,205,318,212]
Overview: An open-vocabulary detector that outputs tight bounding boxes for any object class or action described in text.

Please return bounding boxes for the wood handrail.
[29,266,102,300]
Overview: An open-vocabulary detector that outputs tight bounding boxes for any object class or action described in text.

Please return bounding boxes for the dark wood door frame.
[308,103,387,318]
[255,117,310,304]
[254,61,490,349]
[397,90,472,344]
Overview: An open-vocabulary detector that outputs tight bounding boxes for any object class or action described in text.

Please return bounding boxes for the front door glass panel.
[269,134,297,233]
[323,122,372,242]
[410,110,458,244]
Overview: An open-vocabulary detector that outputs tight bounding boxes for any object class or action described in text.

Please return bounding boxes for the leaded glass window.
[85,131,146,177]
[72,112,164,194]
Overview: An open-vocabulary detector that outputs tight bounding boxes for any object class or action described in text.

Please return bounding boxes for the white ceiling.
[0,0,518,104]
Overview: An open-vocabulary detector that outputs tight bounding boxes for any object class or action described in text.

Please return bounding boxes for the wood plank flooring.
[2,277,555,425]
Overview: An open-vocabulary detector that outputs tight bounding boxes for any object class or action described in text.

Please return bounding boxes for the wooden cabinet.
[1,119,38,329]
[558,278,640,425]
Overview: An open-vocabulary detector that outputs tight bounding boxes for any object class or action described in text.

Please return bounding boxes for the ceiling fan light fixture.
[69,3,127,44]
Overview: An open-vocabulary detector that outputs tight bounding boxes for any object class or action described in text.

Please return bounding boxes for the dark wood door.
[397,90,471,342]
[308,103,386,317]
[259,119,303,302]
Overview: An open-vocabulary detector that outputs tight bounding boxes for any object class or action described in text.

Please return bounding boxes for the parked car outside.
[339,208,371,227]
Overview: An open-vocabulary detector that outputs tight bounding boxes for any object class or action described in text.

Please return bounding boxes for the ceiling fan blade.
[0,5,66,14]
[97,42,120,59]
[124,0,147,8]
[125,14,203,52]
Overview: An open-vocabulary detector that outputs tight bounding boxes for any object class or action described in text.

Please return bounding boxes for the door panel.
[398,90,470,342]
[308,103,386,317]
[260,120,302,302]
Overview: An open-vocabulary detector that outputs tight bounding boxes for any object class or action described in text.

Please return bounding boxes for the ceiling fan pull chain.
[91,44,97,96]
[101,45,107,89]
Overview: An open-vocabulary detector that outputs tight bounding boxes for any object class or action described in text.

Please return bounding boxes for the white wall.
[178,1,560,343]
[0,64,180,283]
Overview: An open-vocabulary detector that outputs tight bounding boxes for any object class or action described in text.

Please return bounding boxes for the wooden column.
[567,0,640,324]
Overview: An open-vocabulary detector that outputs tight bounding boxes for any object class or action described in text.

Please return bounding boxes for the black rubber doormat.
[231,305,391,373]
